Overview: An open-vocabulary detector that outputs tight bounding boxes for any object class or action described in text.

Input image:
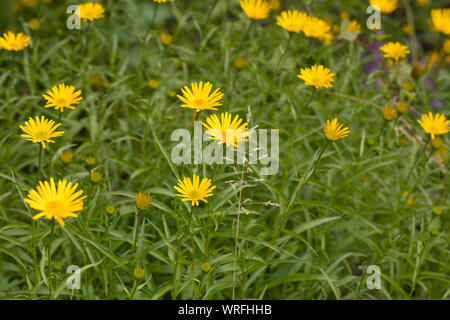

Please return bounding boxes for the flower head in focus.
[42,83,83,112]
[0,31,30,51]
[297,64,335,89]
[240,0,272,20]
[173,173,216,206]
[20,116,63,148]
[417,113,449,139]
[324,119,350,141]
[177,81,224,112]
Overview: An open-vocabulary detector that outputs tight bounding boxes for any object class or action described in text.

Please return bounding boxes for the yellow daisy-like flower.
[369,0,398,14]
[382,105,397,120]
[177,81,224,112]
[380,42,410,62]
[303,16,331,39]
[20,116,63,149]
[42,83,83,112]
[135,192,153,210]
[0,31,30,51]
[203,112,250,147]
[173,173,216,206]
[347,20,362,32]
[417,112,449,139]
[24,178,86,227]
[430,9,450,35]
[297,64,335,89]
[78,2,105,21]
[239,0,271,20]
[61,151,73,163]
[324,119,350,141]
[276,10,309,34]
[153,0,174,2]
[134,267,145,279]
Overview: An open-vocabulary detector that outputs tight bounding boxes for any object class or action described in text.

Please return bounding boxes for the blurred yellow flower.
[173,173,216,206]
[269,0,280,11]
[276,10,308,34]
[417,112,449,139]
[20,0,38,7]
[85,156,96,165]
[154,0,174,2]
[234,57,247,69]
[29,18,41,31]
[177,81,224,112]
[432,206,442,215]
[24,177,86,227]
[20,116,63,148]
[395,101,408,113]
[444,40,450,55]
[61,151,73,163]
[324,119,350,141]
[402,81,414,91]
[90,171,102,183]
[43,83,83,112]
[415,0,428,6]
[430,9,450,35]
[406,197,414,206]
[347,20,361,32]
[0,31,30,51]
[303,16,331,39]
[106,205,116,214]
[240,0,272,20]
[201,261,212,272]
[369,0,398,14]
[431,136,444,149]
[148,79,159,89]
[78,2,105,21]
[402,24,412,35]
[160,33,172,45]
[134,267,145,279]
[297,64,335,89]
[380,42,410,62]
[135,192,153,210]
[203,112,250,147]
[340,11,350,20]
[382,105,397,121]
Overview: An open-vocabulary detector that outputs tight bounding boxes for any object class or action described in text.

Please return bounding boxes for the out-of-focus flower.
[395,101,408,113]
[0,32,30,51]
[417,113,449,139]
[382,105,397,121]
[85,156,96,165]
[276,10,308,34]
[234,57,247,69]
[201,261,212,272]
[430,9,450,35]
[135,192,153,210]
[29,18,41,31]
[90,171,102,183]
[340,11,350,20]
[106,205,116,214]
[402,24,412,35]
[61,151,73,163]
[431,136,444,149]
[78,2,105,22]
[370,0,398,14]
[134,267,145,279]
[380,42,410,62]
[240,0,271,20]
[148,79,159,89]
[160,33,172,45]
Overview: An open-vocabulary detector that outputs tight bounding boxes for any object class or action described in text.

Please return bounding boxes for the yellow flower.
[0,31,30,51]
[239,0,271,20]
[90,74,102,83]
[402,191,409,197]
[201,261,212,272]
[431,136,444,149]
[203,112,250,147]
[234,57,247,69]
[106,205,116,214]
[269,0,280,11]
[382,105,397,121]
[24,178,86,227]
[160,33,172,45]
[395,101,408,113]
[177,81,224,112]
[347,20,361,32]
[173,173,216,206]
[297,64,335,89]
[135,192,153,210]
[434,146,447,157]
[444,39,450,55]
[303,16,331,39]
[148,79,159,89]
[78,2,105,21]
[432,206,442,215]
[417,112,449,139]
[20,116,63,149]
[85,156,96,165]
[153,0,174,2]
[340,11,350,20]
[276,10,308,34]
[402,24,412,35]
[380,42,410,62]
[42,83,83,112]
[90,171,102,183]
[20,0,38,7]
[369,0,398,14]
[430,9,450,35]
[29,18,40,31]
[324,119,350,141]
[415,0,428,6]
[61,151,73,163]
[402,81,414,91]
[134,267,145,279]
[406,197,414,206]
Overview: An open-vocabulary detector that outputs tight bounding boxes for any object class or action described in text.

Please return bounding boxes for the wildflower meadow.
[0,0,449,302]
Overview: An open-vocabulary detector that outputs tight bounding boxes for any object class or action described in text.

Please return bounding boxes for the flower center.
[193,98,206,108]
[34,131,48,140]
[45,200,64,215]
[188,190,201,200]
[56,98,68,106]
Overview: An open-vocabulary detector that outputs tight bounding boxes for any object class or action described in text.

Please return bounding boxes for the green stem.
[303,87,317,109]
[48,219,56,299]
[205,0,218,24]
[151,3,159,28]
[405,136,431,183]
[274,32,293,73]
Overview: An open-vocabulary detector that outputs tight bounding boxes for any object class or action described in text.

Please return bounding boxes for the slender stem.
[48,219,56,299]
[232,165,245,300]
[158,46,167,79]
[205,0,218,24]
[150,3,159,28]
[405,136,431,183]
[131,208,141,256]
[274,32,293,73]
[302,87,317,109]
